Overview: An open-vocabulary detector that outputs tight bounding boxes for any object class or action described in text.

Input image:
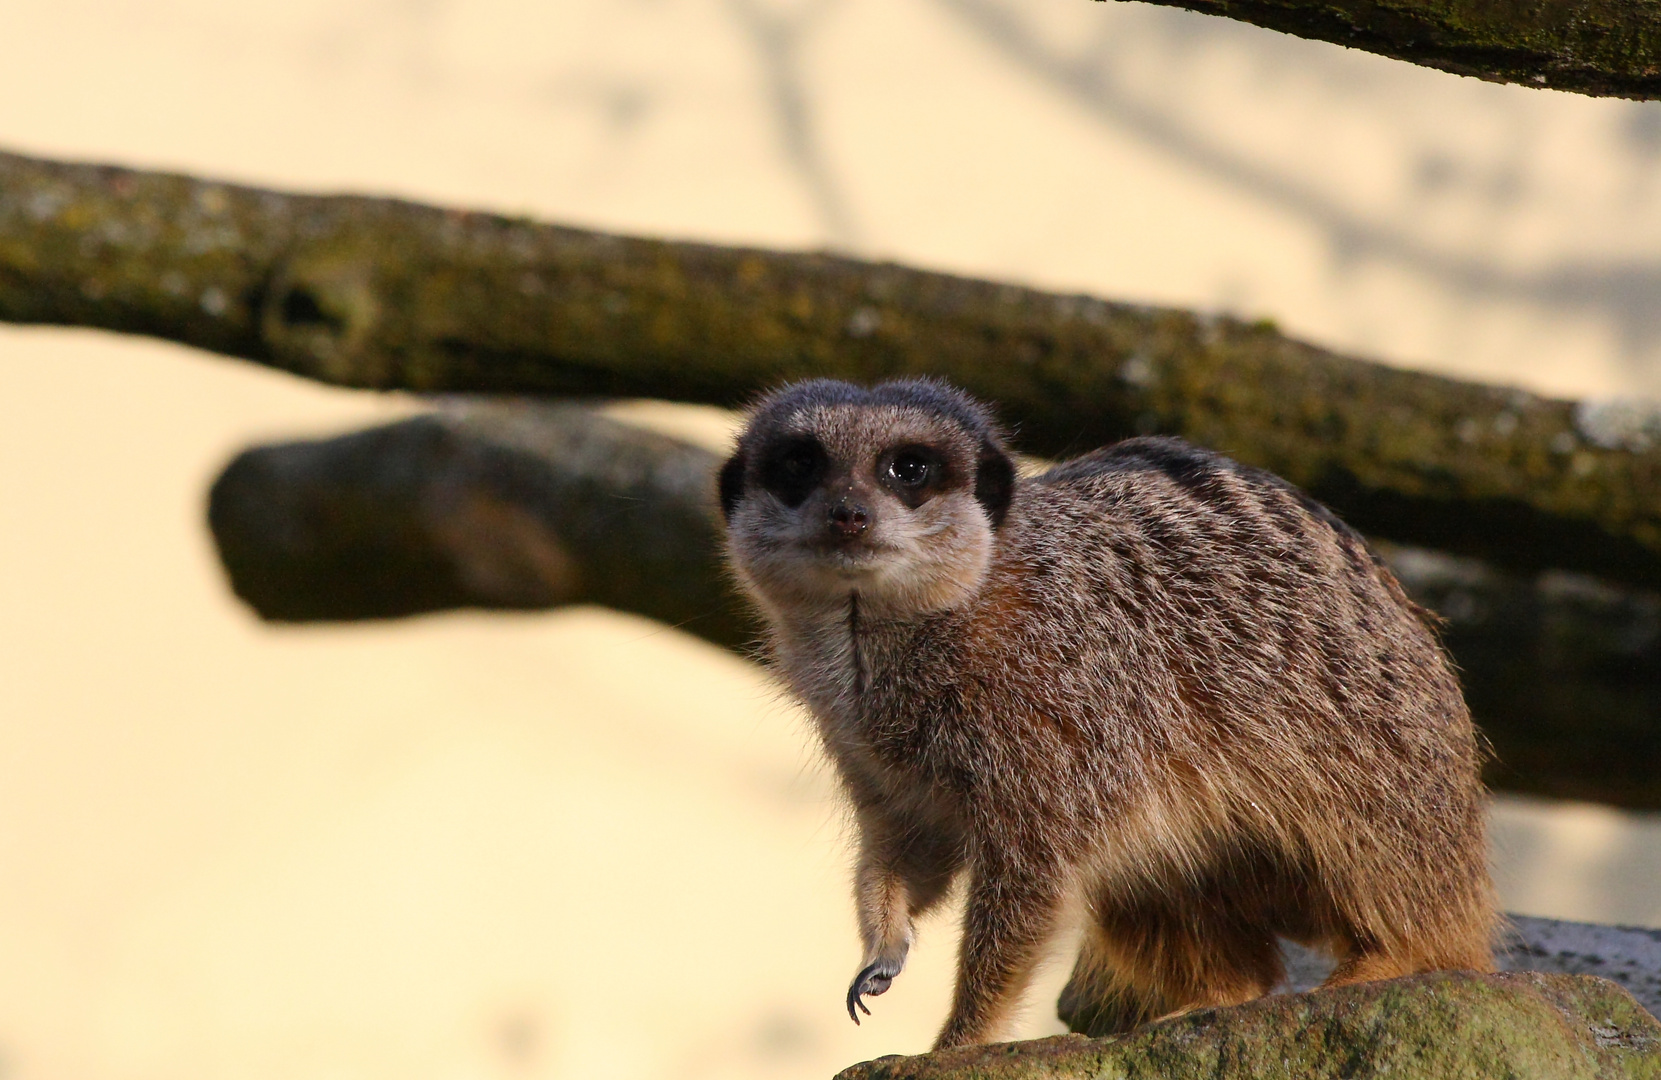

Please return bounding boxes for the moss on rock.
[838,972,1661,1080]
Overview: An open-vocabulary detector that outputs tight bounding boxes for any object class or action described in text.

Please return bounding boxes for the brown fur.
[719,379,1496,1050]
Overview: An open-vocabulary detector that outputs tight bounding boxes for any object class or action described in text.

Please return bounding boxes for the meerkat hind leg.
[1315,915,1494,990]
[1319,947,1419,989]
[1140,922,1283,1021]
[1057,949,1164,1037]
[1062,896,1284,1036]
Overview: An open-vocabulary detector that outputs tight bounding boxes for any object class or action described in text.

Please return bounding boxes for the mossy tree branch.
[1099,0,1661,99]
[3,147,1660,586]
[208,403,1661,810]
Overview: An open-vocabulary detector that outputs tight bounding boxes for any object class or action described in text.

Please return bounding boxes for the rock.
[1504,917,1661,1020]
[1277,915,1661,1020]
[836,971,1661,1080]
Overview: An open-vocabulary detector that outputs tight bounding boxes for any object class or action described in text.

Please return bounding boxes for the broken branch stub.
[3,148,1659,585]
[207,401,756,648]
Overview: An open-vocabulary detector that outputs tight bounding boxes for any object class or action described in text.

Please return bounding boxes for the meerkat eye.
[881,446,947,507]
[781,447,818,477]
[759,437,827,507]
[889,451,933,487]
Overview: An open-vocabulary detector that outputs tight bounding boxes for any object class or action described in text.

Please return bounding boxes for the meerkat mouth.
[819,551,887,577]
[806,536,898,565]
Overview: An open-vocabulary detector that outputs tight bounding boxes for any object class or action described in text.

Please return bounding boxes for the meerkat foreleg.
[933,853,1067,1050]
[847,801,963,1022]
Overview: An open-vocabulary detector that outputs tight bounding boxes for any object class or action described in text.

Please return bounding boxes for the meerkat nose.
[827,498,871,538]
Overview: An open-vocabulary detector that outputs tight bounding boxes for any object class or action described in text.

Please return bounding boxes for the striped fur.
[721,380,1496,1049]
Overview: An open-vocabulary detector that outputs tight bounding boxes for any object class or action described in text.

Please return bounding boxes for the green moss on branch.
[3,148,1660,585]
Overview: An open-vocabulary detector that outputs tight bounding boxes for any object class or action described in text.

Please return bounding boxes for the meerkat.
[717,378,1496,1051]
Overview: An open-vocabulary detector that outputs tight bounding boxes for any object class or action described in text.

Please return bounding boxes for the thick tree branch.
[4,147,1660,586]
[207,404,1661,809]
[1104,0,1661,99]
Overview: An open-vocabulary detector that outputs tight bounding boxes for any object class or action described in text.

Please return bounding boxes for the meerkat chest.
[773,600,871,724]
[772,598,964,781]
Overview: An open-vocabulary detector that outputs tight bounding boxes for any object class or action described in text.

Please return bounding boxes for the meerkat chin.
[719,377,1496,1051]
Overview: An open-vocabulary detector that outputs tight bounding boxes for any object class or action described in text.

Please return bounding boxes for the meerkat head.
[718,378,1016,618]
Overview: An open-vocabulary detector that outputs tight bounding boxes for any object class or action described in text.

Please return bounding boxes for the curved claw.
[846,981,872,1024]
[846,961,894,1024]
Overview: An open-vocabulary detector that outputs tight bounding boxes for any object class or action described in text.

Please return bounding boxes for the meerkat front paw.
[847,958,904,1022]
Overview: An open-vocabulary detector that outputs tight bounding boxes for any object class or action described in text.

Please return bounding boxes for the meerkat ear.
[718,450,747,523]
[974,442,1016,528]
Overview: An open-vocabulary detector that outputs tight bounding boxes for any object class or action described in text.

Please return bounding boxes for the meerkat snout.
[826,495,870,539]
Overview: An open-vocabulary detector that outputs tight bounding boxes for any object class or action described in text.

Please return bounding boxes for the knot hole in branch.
[278,284,346,332]
[260,253,384,385]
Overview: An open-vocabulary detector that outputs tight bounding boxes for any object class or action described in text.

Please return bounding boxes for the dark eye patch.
[758,436,828,508]
[879,444,950,507]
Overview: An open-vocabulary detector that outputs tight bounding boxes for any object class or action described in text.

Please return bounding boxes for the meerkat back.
[1022,438,1496,1032]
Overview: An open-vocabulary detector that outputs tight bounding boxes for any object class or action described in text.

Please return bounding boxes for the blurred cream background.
[1,1,1660,1079]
